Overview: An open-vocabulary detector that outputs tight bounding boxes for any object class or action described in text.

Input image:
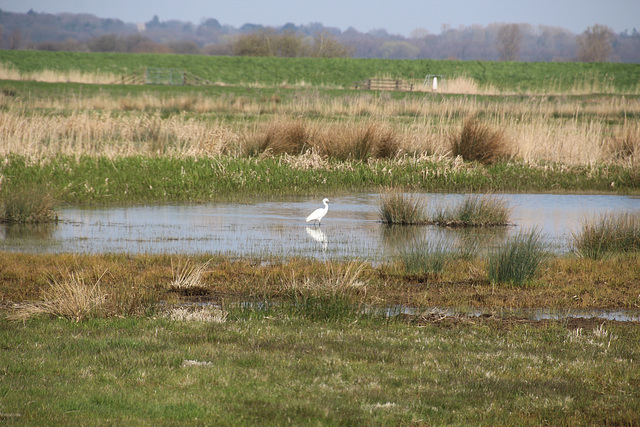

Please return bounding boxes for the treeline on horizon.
[1,8,639,63]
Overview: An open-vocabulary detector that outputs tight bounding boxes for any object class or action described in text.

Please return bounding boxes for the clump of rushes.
[244,119,314,156]
[487,228,548,285]
[397,238,451,276]
[572,212,640,259]
[449,117,510,164]
[433,194,511,227]
[377,188,426,225]
[0,185,59,224]
[319,122,401,161]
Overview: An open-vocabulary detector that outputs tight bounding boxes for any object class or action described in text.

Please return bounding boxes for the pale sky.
[1,0,638,36]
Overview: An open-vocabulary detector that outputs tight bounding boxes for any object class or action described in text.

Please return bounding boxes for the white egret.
[306,198,330,226]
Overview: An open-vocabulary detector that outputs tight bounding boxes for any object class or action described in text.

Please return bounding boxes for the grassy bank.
[1,155,638,205]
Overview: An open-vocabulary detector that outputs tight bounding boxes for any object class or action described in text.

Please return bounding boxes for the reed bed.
[2,90,638,165]
[572,212,640,259]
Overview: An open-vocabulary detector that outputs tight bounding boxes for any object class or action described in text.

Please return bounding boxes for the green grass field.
[2,50,640,91]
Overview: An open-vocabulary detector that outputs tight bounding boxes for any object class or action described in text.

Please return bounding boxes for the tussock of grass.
[377,188,425,225]
[168,258,211,292]
[433,194,511,227]
[318,122,401,160]
[572,212,640,259]
[9,270,107,322]
[449,118,510,164]
[244,119,314,156]
[281,260,368,298]
[488,228,548,285]
[0,186,58,224]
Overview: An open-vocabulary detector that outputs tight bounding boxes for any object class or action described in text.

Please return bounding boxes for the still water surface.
[2,193,640,259]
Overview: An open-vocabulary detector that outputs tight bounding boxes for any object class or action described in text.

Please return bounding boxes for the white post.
[432,77,438,92]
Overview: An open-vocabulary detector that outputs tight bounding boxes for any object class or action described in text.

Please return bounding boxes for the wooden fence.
[115,68,215,86]
[353,78,414,91]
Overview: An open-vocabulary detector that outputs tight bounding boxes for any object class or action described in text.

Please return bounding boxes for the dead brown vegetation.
[449,118,511,164]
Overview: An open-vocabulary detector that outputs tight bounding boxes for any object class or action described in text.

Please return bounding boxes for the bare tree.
[577,24,614,62]
[496,24,522,61]
[312,31,352,57]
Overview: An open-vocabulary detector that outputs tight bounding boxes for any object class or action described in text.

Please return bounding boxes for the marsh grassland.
[1,52,640,424]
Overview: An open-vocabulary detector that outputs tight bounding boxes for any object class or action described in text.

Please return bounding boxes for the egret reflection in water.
[305,226,328,251]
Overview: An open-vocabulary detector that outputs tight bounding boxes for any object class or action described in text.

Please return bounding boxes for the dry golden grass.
[8,270,107,322]
[0,63,117,85]
[449,117,511,164]
[279,260,368,298]
[168,258,211,291]
[1,83,639,165]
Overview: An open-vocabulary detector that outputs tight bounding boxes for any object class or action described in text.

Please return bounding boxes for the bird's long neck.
[323,201,329,209]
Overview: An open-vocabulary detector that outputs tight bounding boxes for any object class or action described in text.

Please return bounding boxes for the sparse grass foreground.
[1,309,639,425]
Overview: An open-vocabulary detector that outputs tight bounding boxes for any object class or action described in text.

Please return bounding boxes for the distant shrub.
[487,228,547,285]
[572,212,640,259]
[449,118,510,164]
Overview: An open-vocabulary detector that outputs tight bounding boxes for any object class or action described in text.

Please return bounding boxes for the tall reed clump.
[243,119,314,156]
[433,194,511,227]
[487,228,548,285]
[318,122,401,161]
[377,188,426,225]
[0,185,58,224]
[572,212,640,259]
[449,118,510,164]
[609,122,640,160]
[9,271,107,322]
